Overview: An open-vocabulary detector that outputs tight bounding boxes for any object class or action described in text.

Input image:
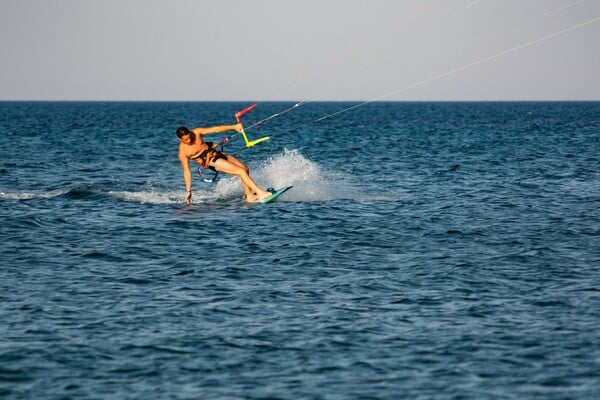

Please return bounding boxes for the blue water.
[1,101,599,399]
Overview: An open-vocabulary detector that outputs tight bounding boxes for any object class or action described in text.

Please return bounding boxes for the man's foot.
[244,191,272,203]
[250,189,273,203]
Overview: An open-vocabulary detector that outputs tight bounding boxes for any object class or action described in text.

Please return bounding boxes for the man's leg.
[213,156,270,202]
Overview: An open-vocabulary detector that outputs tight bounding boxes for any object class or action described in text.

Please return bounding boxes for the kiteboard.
[260,186,293,204]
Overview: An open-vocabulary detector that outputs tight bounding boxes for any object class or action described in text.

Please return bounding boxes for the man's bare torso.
[179,134,209,161]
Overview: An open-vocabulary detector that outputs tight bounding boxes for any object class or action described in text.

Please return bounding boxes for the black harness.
[193,142,224,183]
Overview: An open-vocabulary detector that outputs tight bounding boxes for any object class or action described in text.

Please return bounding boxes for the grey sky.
[1,0,598,101]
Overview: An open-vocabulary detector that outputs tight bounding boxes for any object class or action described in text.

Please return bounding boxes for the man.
[177,124,272,205]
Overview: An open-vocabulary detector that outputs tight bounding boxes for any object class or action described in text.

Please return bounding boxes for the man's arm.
[192,123,242,136]
[179,151,193,205]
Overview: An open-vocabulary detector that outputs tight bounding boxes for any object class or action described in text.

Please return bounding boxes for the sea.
[1,101,599,399]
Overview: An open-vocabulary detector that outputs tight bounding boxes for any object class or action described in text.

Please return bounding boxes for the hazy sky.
[1,0,599,101]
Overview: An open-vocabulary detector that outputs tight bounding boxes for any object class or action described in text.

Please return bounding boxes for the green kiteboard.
[261,186,293,204]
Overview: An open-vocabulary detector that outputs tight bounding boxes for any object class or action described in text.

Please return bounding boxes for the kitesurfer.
[177,124,272,205]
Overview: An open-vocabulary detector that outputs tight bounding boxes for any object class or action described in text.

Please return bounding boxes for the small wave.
[107,190,181,204]
[254,149,362,201]
[1,186,115,201]
[108,183,245,205]
[0,189,68,201]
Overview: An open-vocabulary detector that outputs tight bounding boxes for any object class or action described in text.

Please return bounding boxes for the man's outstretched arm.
[192,124,242,136]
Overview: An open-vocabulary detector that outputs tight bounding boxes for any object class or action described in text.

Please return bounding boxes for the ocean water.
[1,101,599,399]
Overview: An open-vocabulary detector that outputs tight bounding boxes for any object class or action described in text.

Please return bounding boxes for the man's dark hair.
[176,126,190,138]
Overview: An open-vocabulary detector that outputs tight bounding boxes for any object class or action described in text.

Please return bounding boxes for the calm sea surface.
[1,101,599,399]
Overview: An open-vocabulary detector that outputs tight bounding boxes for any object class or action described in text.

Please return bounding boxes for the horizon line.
[1,99,599,103]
